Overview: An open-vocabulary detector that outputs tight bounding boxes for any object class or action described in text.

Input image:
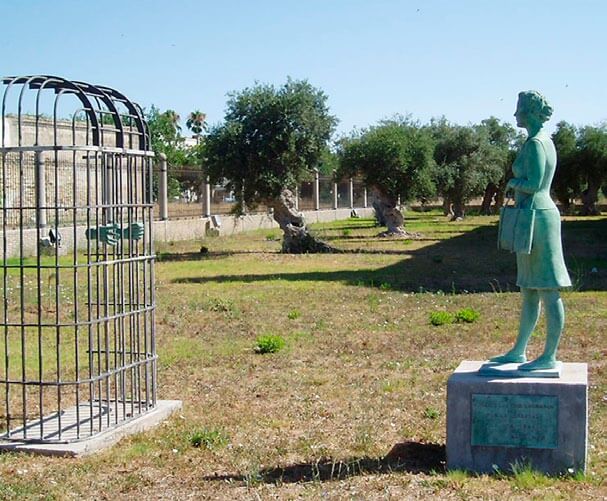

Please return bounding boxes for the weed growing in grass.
[265,232,280,241]
[342,228,352,237]
[379,282,391,290]
[189,428,229,450]
[510,460,555,489]
[424,407,440,419]
[455,307,480,323]
[445,469,469,486]
[254,334,286,354]
[429,311,455,326]
[287,309,301,320]
[205,297,239,318]
[368,293,380,312]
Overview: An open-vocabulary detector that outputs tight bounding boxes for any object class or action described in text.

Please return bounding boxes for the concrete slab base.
[0,400,182,457]
[447,361,587,474]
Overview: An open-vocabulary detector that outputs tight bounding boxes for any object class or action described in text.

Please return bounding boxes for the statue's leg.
[490,288,540,363]
[520,289,563,370]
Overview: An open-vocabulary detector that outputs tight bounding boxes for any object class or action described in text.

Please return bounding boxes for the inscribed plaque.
[471,394,558,449]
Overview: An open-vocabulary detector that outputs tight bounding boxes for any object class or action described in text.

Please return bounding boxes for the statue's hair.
[518,90,553,123]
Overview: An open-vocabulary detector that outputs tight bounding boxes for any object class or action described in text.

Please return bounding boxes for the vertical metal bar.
[1,84,10,438]
[35,152,47,229]
[18,149,27,437]
[53,148,61,439]
[146,154,157,407]
[158,153,168,221]
[103,153,112,429]
[363,187,368,209]
[95,152,103,432]
[203,174,211,218]
[332,172,338,210]
[16,83,28,439]
[72,148,81,439]
[111,152,119,424]
[294,186,299,211]
[313,168,320,211]
[85,149,94,438]
[117,153,126,422]
[1,150,9,438]
[35,151,44,440]
[133,154,143,414]
[126,154,136,419]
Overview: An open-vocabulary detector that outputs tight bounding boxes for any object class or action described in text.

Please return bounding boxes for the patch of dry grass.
[1,211,606,499]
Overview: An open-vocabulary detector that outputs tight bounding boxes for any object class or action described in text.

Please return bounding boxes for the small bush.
[429,311,454,326]
[254,334,285,354]
[455,307,480,323]
[424,407,439,419]
[207,297,235,313]
[287,309,301,320]
[379,282,391,290]
[189,428,229,450]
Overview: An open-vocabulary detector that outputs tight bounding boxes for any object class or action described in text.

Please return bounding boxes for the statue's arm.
[508,139,545,194]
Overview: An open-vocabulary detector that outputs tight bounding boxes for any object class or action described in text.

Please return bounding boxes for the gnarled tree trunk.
[374,191,409,236]
[372,199,386,226]
[270,188,333,253]
[450,198,465,221]
[581,184,601,216]
[480,183,497,215]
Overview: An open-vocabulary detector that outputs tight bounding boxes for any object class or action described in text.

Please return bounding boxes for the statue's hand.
[99,224,120,246]
[85,224,119,246]
[123,222,144,241]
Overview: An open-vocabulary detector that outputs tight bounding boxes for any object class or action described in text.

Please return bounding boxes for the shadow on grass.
[204,441,445,484]
[171,218,607,293]
[156,250,273,262]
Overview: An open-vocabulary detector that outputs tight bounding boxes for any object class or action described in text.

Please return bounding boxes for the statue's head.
[515,91,553,127]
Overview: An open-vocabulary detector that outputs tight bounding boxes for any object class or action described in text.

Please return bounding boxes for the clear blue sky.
[2,0,606,135]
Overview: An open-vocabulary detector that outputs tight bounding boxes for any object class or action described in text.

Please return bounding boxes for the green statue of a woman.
[491,91,571,371]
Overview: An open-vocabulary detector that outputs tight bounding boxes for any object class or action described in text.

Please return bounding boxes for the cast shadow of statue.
[203,441,445,484]
[172,218,607,293]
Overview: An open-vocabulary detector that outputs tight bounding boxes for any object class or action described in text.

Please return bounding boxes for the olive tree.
[477,117,521,215]
[336,119,435,235]
[577,124,607,215]
[204,79,337,253]
[552,121,581,214]
[430,120,503,220]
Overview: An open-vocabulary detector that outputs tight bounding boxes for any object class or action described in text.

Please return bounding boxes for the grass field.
[1,210,606,499]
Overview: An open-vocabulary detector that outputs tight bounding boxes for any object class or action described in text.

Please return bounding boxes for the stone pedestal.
[446,360,587,474]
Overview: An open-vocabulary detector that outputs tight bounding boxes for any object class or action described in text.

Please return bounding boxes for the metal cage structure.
[0,75,157,444]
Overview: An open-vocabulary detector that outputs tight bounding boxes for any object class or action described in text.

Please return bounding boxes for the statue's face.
[514,98,528,128]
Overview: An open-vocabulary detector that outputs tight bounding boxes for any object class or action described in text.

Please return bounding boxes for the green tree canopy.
[429,119,503,219]
[477,116,521,214]
[204,78,337,252]
[336,119,435,234]
[146,106,187,166]
[552,121,581,213]
[577,124,607,215]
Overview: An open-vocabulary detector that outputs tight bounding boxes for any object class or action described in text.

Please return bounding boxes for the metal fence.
[153,164,371,220]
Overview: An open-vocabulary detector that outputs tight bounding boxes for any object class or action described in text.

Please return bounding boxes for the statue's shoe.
[489,353,526,364]
[519,357,557,371]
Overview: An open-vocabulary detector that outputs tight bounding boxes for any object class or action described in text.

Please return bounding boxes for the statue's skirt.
[516,208,572,289]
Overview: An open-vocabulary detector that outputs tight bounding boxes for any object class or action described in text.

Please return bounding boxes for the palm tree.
[186,110,207,138]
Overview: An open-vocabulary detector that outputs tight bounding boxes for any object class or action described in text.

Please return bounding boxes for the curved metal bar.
[96,85,150,151]
[72,80,125,148]
[35,76,64,146]
[4,75,102,146]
